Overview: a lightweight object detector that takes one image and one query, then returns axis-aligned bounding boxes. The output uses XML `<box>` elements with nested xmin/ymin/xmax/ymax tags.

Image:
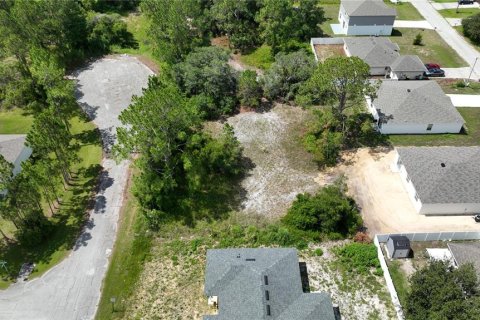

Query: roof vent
<box><xmin>245</xmin><ymin>258</ymin><xmax>256</xmax><ymax>262</ymax></box>
<box><xmin>236</xmin><ymin>254</ymin><xmax>241</xmax><ymax>259</ymax></box>
<box><xmin>441</xmin><ymin>163</ymin><xmax>446</xmax><ymax>168</ymax></box>
<box><xmin>407</xmin><ymin>89</ymin><xmax>411</xmax><ymax>93</ymax></box>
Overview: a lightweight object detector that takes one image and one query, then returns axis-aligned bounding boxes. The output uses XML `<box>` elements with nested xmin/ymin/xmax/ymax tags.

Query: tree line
<box><xmin>0</xmin><ymin>0</ymin><xmax>137</xmax><ymax>245</ymax></box>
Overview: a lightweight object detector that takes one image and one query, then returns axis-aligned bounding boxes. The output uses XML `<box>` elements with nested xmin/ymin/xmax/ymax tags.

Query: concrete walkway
<box><xmin>0</xmin><ymin>55</ymin><xmax>153</xmax><ymax>320</ymax></box>
<box><xmin>409</xmin><ymin>0</ymin><xmax>480</xmax><ymax>80</ymax></box>
<box><xmin>432</xmin><ymin>2</ymin><xmax>479</xmax><ymax>10</ymax></box>
<box><xmin>448</xmin><ymin>94</ymin><xmax>480</xmax><ymax>107</ymax></box>
<box><xmin>394</xmin><ymin>20</ymin><xmax>433</xmax><ymax>29</ymax></box>
<box><xmin>446</xmin><ymin>18</ymin><xmax>463</xmax><ymax>27</ymax></box>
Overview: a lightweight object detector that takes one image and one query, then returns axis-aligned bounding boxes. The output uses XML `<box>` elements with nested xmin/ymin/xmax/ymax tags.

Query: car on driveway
<box><xmin>458</xmin><ymin>0</ymin><xmax>474</xmax><ymax>5</ymax></box>
<box><xmin>425</xmin><ymin>63</ymin><xmax>440</xmax><ymax>70</ymax></box>
<box><xmin>475</xmin><ymin>214</ymin><xmax>480</xmax><ymax>223</ymax></box>
<box><xmin>425</xmin><ymin>68</ymin><xmax>445</xmax><ymax>77</ymax></box>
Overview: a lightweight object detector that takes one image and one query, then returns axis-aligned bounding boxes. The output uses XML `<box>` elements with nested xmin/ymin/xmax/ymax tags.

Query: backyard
<box><xmin>390</xmin><ymin>28</ymin><xmax>467</xmax><ymax>67</ymax></box>
<box><xmin>0</xmin><ymin>111</ymin><xmax>102</xmax><ymax>289</ymax></box>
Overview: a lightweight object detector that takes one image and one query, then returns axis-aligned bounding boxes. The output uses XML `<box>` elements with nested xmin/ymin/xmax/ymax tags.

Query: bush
<box><xmin>238</xmin><ymin>70</ymin><xmax>263</xmax><ymax>108</ymax></box>
<box><xmin>87</xmin><ymin>13</ymin><xmax>137</xmax><ymax>55</ymax></box>
<box><xmin>353</xmin><ymin>231</ymin><xmax>371</xmax><ymax>243</ymax></box>
<box><xmin>463</xmin><ymin>13</ymin><xmax>480</xmax><ymax>44</ymax></box>
<box><xmin>282</xmin><ymin>179</ymin><xmax>362</xmax><ymax>238</ymax></box>
<box><xmin>314</xmin><ymin>248</ymin><xmax>324</xmax><ymax>256</ymax></box>
<box><xmin>455</xmin><ymin>80</ymin><xmax>467</xmax><ymax>88</ymax></box>
<box><xmin>334</xmin><ymin>242</ymin><xmax>380</xmax><ymax>275</ymax></box>
<box><xmin>413</xmin><ymin>33</ymin><xmax>423</xmax><ymax>46</ymax></box>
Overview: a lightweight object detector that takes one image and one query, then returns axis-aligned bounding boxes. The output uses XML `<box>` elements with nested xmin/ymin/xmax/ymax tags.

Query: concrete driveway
<box><xmin>448</xmin><ymin>93</ymin><xmax>480</xmax><ymax>106</ymax></box>
<box><xmin>0</xmin><ymin>55</ymin><xmax>153</xmax><ymax>320</ymax></box>
<box><xmin>394</xmin><ymin>20</ymin><xmax>433</xmax><ymax>29</ymax></box>
<box><xmin>409</xmin><ymin>0</ymin><xmax>480</xmax><ymax>79</ymax></box>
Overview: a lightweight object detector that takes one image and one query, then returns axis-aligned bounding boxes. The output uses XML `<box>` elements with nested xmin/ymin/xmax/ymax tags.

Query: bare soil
<box><xmin>313</xmin><ymin>44</ymin><xmax>346</xmax><ymax>62</ymax></box>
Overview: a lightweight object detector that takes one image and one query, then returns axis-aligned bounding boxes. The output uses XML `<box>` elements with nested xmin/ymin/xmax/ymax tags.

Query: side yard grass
<box><xmin>0</xmin><ymin>113</ymin><xmax>102</xmax><ymax>289</ymax></box>
<box><xmin>0</xmin><ymin>108</ymin><xmax>34</xmax><ymax>134</ymax></box>
<box><xmin>320</xmin><ymin>3</ymin><xmax>341</xmax><ymax>37</ymax></box>
<box><xmin>438</xmin><ymin>8</ymin><xmax>479</xmax><ymax>19</ymax></box>
<box><xmin>390</xmin><ymin>28</ymin><xmax>467</xmax><ymax>67</ymax></box>
<box><xmin>384</xmin><ymin>1</ymin><xmax>424</xmax><ymax>20</ymax></box>
<box><xmin>437</xmin><ymin>79</ymin><xmax>480</xmax><ymax>94</ymax></box>
<box><xmin>389</xmin><ymin>107</ymin><xmax>480</xmax><ymax>146</ymax></box>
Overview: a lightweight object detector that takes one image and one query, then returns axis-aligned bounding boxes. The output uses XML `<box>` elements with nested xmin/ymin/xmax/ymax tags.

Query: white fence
<box><xmin>374</xmin><ymin>231</ymin><xmax>480</xmax><ymax>320</ymax></box>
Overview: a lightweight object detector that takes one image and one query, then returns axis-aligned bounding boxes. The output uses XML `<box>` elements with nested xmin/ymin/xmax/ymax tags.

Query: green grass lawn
<box><xmin>0</xmin><ymin>108</ymin><xmax>34</xmax><ymax>134</ymax></box>
<box><xmin>384</xmin><ymin>1</ymin><xmax>424</xmax><ymax>20</ymax></box>
<box><xmin>389</xmin><ymin>108</ymin><xmax>480</xmax><ymax>146</ymax></box>
<box><xmin>239</xmin><ymin>45</ymin><xmax>275</xmax><ymax>70</ymax></box>
<box><xmin>437</xmin><ymin>79</ymin><xmax>480</xmax><ymax>94</ymax></box>
<box><xmin>390</xmin><ymin>28</ymin><xmax>467</xmax><ymax>67</ymax></box>
<box><xmin>0</xmin><ymin>114</ymin><xmax>102</xmax><ymax>289</ymax></box>
<box><xmin>438</xmin><ymin>8</ymin><xmax>479</xmax><ymax>19</ymax></box>
<box><xmin>388</xmin><ymin>261</ymin><xmax>410</xmax><ymax>306</ymax></box>
<box><xmin>320</xmin><ymin>3</ymin><xmax>341</xmax><ymax>37</ymax></box>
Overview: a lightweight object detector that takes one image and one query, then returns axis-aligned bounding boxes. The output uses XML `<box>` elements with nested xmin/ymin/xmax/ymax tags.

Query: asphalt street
<box><xmin>0</xmin><ymin>55</ymin><xmax>153</xmax><ymax>320</ymax></box>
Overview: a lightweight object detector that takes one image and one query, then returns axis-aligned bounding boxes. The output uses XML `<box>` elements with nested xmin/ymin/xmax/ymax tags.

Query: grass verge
<box><xmin>0</xmin><ymin>108</ymin><xmax>34</xmax><ymax>134</ymax></box>
<box><xmin>95</xmin><ymin>170</ymin><xmax>152</xmax><ymax>320</ymax></box>
<box><xmin>388</xmin><ymin>260</ymin><xmax>410</xmax><ymax>306</ymax></box>
<box><xmin>389</xmin><ymin>107</ymin><xmax>480</xmax><ymax>146</ymax></box>
<box><xmin>239</xmin><ymin>45</ymin><xmax>274</xmax><ymax>70</ymax></box>
<box><xmin>437</xmin><ymin>79</ymin><xmax>480</xmax><ymax>94</ymax></box>
<box><xmin>384</xmin><ymin>1</ymin><xmax>424</xmax><ymax>20</ymax></box>
<box><xmin>390</xmin><ymin>28</ymin><xmax>467</xmax><ymax>67</ymax></box>
<box><xmin>438</xmin><ymin>8</ymin><xmax>479</xmax><ymax>19</ymax></box>
<box><xmin>0</xmin><ymin>114</ymin><xmax>102</xmax><ymax>289</ymax></box>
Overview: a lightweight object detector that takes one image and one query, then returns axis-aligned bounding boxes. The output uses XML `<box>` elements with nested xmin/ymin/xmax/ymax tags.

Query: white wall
<box><xmin>379</xmin><ymin>122</ymin><xmax>463</xmax><ymax>134</ymax></box>
<box><xmin>420</xmin><ymin>203</ymin><xmax>480</xmax><ymax>215</ymax></box>
<box><xmin>12</xmin><ymin>146</ymin><xmax>32</xmax><ymax>176</ymax></box>
<box><xmin>395</xmin><ymin>152</ymin><xmax>423</xmax><ymax>213</ymax></box>
<box><xmin>390</xmin><ymin>71</ymin><xmax>424</xmax><ymax>80</ymax></box>
<box><xmin>345</xmin><ymin>25</ymin><xmax>393</xmax><ymax>36</ymax></box>
<box><xmin>339</xmin><ymin>4</ymin><xmax>348</xmax><ymax>34</ymax></box>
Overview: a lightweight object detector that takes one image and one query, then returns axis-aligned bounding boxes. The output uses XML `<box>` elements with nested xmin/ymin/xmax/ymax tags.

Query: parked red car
<box><xmin>425</xmin><ymin>63</ymin><xmax>441</xmax><ymax>70</ymax></box>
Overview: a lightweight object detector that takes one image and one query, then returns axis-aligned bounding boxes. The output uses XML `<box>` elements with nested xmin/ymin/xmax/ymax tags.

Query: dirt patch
<box><xmin>226</xmin><ymin>104</ymin><xmax>319</xmax><ymax>217</ymax></box>
<box><xmin>303</xmin><ymin>242</ymin><xmax>396</xmax><ymax>320</ymax></box>
<box><xmin>317</xmin><ymin>148</ymin><xmax>480</xmax><ymax>236</ymax></box>
<box><xmin>313</xmin><ymin>44</ymin><xmax>345</xmax><ymax>62</ymax></box>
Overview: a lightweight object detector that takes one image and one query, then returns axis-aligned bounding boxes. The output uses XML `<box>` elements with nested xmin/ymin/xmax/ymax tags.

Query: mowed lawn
<box><xmin>320</xmin><ymin>2</ymin><xmax>341</xmax><ymax>37</ymax></box>
<box><xmin>389</xmin><ymin>108</ymin><xmax>480</xmax><ymax>146</ymax></box>
<box><xmin>390</xmin><ymin>28</ymin><xmax>467</xmax><ymax>67</ymax></box>
<box><xmin>439</xmin><ymin>8</ymin><xmax>479</xmax><ymax>19</ymax></box>
<box><xmin>384</xmin><ymin>1</ymin><xmax>424</xmax><ymax>20</ymax></box>
<box><xmin>0</xmin><ymin>111</ymin><xmax>102</xmax><ymax>289</ymax></box>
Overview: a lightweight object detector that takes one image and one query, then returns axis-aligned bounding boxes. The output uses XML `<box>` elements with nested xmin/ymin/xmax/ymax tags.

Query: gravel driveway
<box><xmin>0</xmin><ymin>55</ymin><xmax>153</xmax><ymax>320</ymax></box>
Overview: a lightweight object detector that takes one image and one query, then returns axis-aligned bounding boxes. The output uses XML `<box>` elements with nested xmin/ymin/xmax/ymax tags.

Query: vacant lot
<box><xmin>391</xmin><ymin>28</ymin><xmax>467</xmax><ymax>67</ymax></box>
<box><xmin>316</xmin><ymin>149</ymin><xmax>480</xmax><ymax>236</ymax></box>
<box><xmin>389</xmin><ymin>108</ymin><xmax>480</xmax><ymax>146</ymax></box>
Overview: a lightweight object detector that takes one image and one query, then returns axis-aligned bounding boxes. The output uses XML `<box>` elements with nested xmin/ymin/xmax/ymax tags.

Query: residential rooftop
<box><xmin>204</xmin><ymin>248</ymin><xmax>335</xmax><ymax>320</ymax></box>
<box><xmin>341</xmin><ymin>0</ymin><xmax>396</xmax><ymax>17</ymax></box>
<box><xmin>374</xmin><ymin>80</ymin><xmax>465</xmax><ymax>125</ymax></box>
<box><xmin>344</xmin><ymin>37</ymin><xmax>399</xmax><ymax>68</ymax></box>
<box><xmin>448</xmin><ymin>242</ymin><xmax>480</xmax><ymax>278</ymax></box>
<box><xmin>0</xmin><ymin>134</ymin><xmax>28</xmax><ymax>164</ymax></box>
<box><xmin>397</xmin><ymin>147</ymin><xmax>480</xmax><ymax>204</ymax></box>
<box><xmin>389</xmin><ymin>55</ymin><xmax>427</xmax><ymax>72</ymax></box>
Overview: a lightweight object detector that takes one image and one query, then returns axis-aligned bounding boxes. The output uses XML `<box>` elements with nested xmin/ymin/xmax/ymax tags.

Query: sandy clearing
<box><xmin>317</xmin><ymin>148</ymin><xmax>480</xmax><ymax>236</ymax></box>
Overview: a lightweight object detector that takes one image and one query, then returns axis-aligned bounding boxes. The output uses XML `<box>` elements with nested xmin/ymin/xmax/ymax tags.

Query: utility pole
<box><xmin>467</xmin><ymin>57</ymin><xmax>478</xmax><ymax>85</ymax></box>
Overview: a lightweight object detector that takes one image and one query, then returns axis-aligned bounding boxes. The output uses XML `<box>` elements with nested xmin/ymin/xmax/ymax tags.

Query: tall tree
<box><xmin>210</xmin><ymin>0</ymin><xmax>261</xmax><ymax>51</ymax></box>
<box><xmin>141</xmin><ymin>0</ymin><xmax>208</xmax><ymax>63</ymax></box>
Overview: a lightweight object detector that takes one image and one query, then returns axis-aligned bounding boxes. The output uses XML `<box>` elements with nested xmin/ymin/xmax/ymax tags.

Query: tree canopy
<box><xmin>463</xmin><ymin>13</ymin><xmax>480</xmax><ymax>44</ymax></box>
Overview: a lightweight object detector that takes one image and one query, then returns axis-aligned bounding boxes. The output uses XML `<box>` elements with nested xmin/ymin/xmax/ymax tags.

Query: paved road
<box><xmin>0</xmin><ymin>55</ymin><xmax>153</xmax><ymax>320</ymax></box>
<box><xmin>409</xmin><ymin>0</ymin><xmax>480</xmax><ymax>79</ymax></box>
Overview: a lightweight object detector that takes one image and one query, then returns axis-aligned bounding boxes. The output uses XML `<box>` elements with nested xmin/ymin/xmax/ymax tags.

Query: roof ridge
<box><xmin>207</xmin><ymin>264</ymin><xmax>247</xmax><ymax>293</ymax></box>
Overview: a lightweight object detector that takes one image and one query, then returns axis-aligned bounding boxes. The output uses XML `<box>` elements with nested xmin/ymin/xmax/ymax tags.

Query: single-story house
<box><xmin>203</xmin><ymin>248</ymin><xmax>336</xmax><ymax>320</ymax></box>
<box><xmin>388</xmin><ymin>55</ymin><xmax>428</xmax><ymax>80</ymax></box>
<box><xmin>394</xmin><ymin>146</ymin><xmax>480</xmax><ymax>215</ymax></box>
<box><xmin>0</xmin><ymin>134</ymin><xmax>32</xmax><ymax>176</ymax></box>
<box><xmin>386</xmin><ymin>235</ymin><xmax>411</xmax><ymax>259</ymax></box>
<box><xmin>338</xmin><ymin>0</ymin><xmax>396</xmax><ymax>36</ymax></box>
<box><xmin>343</xmin><ymin>37</ymin><xmax>400</xmax><ymax>75</ymax></box>
<box><xmin>367</xmin><ymin>81</ymin><xmax>465</xmax><ymax>134</ymax></box>
<box><xmin>447</xmin><ymin>242</ymin><xmax>480</xmax><ymax>278</ymax></box>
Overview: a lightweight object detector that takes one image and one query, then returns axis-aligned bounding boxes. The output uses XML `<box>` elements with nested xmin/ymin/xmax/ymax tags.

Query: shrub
<box><xmin>334</xmin><ymin>242</ymin><xmax>380</xmax><ymax>275</ymax></box>
<box><xmin>282</xmin><ymin>179</ymin><xmax>362</xmax><ymax>238</ymax></box>
<box><xmin>455</xmin><ymin>80</ymin><xmax>467</xmax><ymax>88</ymax></box>
<box><xmin>87</xmin><ymin>13</ymin><xmax>137</xmax><ymax>55</ymax></box>
<box><xmin>314</xmin><ymin>248</ymin><xmax>324</xmax><ymax>256</ymax></box>
<box><xmin>463</xmin><ymin>13</ymin><xmax>480</xmax><ymax>44</ymax></box>
<box><xmin>413</xmin><ymin>33</ymin><xmax>423</xmax><ymax>46</ymax></box>
<box><xmin>238</xmin><ymin>70</ymin><xmax>263</xmax><ymax>108</ymax></box>
<box><xmin>353</xmin><ymin>231</ymin><xmax>371</xmax><ymax>243</ymax></box>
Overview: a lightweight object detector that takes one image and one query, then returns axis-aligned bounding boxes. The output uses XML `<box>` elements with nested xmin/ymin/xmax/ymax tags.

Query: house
<box><xmin>367</xmin><ymin>81</ymin><xmax>465</xmax><ymax>134</ymax></box>
<box><xmin>386</xmin><ymin>235</ymin><xmax>411</xmax><ymax>259</ymax></box>
<box><xmin>338</xmin><ymin>0</ymin><xmax>396</xmax><ymax>36</ymax></box>
<box><xmin>203</xmin><ymin>248</ymin><xmax>336</xmax><ymax>320</ymax></box>
<box><xmin>447</xmin><ymin>242</ymin><xmax>480</xmax><ymax>278</ymax></box>
<box><xmin>0</xmin><ymin>135</ymin><xmax>32</xmax><ymax>176</ymax></box>
<box><xmin>388</xmin><ymin>55</ymin><xmax>428</xmax><ymax>80</ymax></box>
<box><xmin>343</xmin><ymin>37</ymin><xmax>400</xmax><ymax>75</ymax></box>
<box><xmin>394</xmin><ymin>147</ymin><xmax>480</xmax><ymax>215</ymax></box>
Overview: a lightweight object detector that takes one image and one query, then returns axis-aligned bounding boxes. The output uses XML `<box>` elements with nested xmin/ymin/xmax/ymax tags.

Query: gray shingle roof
<box><xmin>344</xmin><ymin>37</ymin><xmax>400</xmax><ymax>68</ymax></box>
<box><xmin>0</xmin><ymin>135</ymin><xmax>28</xmax><ymax>163</ymax></box>
<box><xmin>342</xmin><ymin>0</ymin><xmax>396</xmax><ymax>16</ymax></box>
<box><xmin>390</xmin><ymin>55</ymin><xmax>427</xmax><ymax>72</ymax></box>
<box><xmin>448</xmin><ymin>242</ymin><xmax>480</xmax><ymax>278</ymax></box>
<box><xmin>204</xmin><ymin>248</ymin><xmax>335</xmax><ymax>320</ymax></box>
<box><xmin>397</xmin><ymin>147</ymin><xmax>480</xmax><ymax>204</ymax></box>
<box><xmin>374</xmin><ymin>81</ymin><xmax>465</xmax><ymax>125</ymax></box>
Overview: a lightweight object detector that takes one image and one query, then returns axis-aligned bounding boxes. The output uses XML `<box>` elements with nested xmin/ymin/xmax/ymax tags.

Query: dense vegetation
<box><xmin>462</xmin><ymin>13</ymin><xmax>480</xmax><ymax>44</ymax></box>
<box><xmin>405</xmin><ymin>261</ymin><xmax>480</xmax><ymax>320</ymax></box>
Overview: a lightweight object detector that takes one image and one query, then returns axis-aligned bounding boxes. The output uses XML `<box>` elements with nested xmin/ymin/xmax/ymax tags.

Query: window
<box><xmin>265</xmin><ymin>290</ymin><xmax>270</xmax><ymax>301</ymax></box>
<box><xmin>266</xmin><ymin>305</ymin><xmax>271</xmax><ymax>316</ymax></box>
<box><xmin>427</xmin><ymin>124</ymin><xmax>433</xmax><ymax>131</ymax></box>
<box><xmin>264</xmin><ymin>275</ymin><xmax>269</xmax><ymax>285</ymax></box>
